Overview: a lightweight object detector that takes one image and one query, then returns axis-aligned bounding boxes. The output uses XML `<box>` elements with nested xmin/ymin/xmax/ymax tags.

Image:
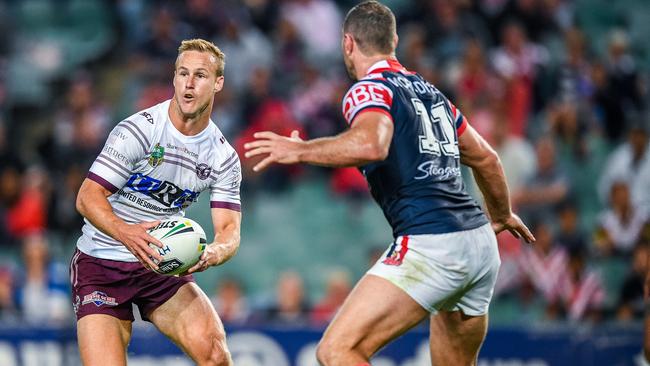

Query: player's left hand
<box><xmin>184</xmin><ymin>243</ymin><xmax>228</xmax><ymax>274</ymax></box>
<box><xmin>492</xmin><ymin>213</ymin><xmax>536</xmax><ymax>244</ymax></box>
<box><xmin>243</xmin><ymin>130</ymin><xmax>304</xmax><ymax>172</ymax></box>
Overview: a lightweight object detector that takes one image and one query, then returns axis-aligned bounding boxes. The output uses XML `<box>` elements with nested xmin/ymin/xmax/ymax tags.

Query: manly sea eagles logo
<box><xmin>149</xmin><ymin>143</ymin><xmax>165</xmax><ymax>167</ymax></box>
<box><xmin>196</xmin><ymin>163</ymin><xmax>212</xmax><ymax>180</ymax></box>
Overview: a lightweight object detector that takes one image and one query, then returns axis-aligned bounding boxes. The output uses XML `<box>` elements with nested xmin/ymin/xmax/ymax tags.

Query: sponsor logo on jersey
<box><xmin>126</xmin><ymin>173</ymin><xmax>200</xmax><ymax>208</ymax></box>
<box><xmin>103</xmin><ymin>145</ymin><xmax>130</xmax><ymax>164</ymax></box>
<box><xmin>82</xmin><ymin>291</ymin><xmax>118</xmax><ymax>307</ymax></box>
<box><xmin>165</xmin><ymin>143</ymin><xmax>199</xmax><ymax>158</ymax></box>
<box><xmin>149</xmin><ymin>143</ymin><xmax>165</xmax><ymax>167</ymax></box>
<box><xmin>196</xmin><ymin>163</ymin><xmax>212</xmax><ymax>180</ymax></box>
<box><xmin>414</xmin><ymin>161</ymin><xmax>461</xmax><ymax>180</ymax></box>
<box><xmin>140</xmin><ymin>111</ymin><xmax>154</xmax><ymax>124</ymax></box>
<box><xmin>342</xmin><ymin>82</ymin><xmax>393</xmax><ymax>122</ymax></box>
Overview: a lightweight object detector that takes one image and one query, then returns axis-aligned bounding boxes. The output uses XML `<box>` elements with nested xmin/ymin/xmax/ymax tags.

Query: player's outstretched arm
<box><xmin>187</xmin><ymin>207</ymin><xmax>241</xmax><ymax>274</ymax></box>
<box><xmin>76</xmin><ymin>178</ymin><xmax>164</xmax><ymax>269</ymax></box>
<box><xmin>458</xmin><ymin>124</ymin><xmax>535</xmax><ymax>243</ymax></box>
<box><xmin>244</xmin><ymin>111</ymin><xmax>393</xmax><ymax>171</ymax></box>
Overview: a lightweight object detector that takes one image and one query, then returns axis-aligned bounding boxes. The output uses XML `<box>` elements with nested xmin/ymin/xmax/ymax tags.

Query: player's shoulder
<box><xmin>207</xmin><ymin>122</ymin><xmax>239</xmax><ymax>162</ymax></box>
<box><xmin>119</xmin><ymin>100</ymin><xmax>169</xmax><ymax>132</ymax></box>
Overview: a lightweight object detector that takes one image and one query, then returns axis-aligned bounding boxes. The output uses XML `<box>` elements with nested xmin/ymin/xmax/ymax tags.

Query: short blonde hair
<box><xmin>177</xmin><ymin>38</ymin><xmax>225</xmax><ymax>77</ymax></box>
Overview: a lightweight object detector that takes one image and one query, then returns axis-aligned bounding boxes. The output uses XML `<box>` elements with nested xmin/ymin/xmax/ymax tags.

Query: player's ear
<box><xmin>213</xmin><ymin>75</ymin><xmax>225</xmax><ymax>94</ymax></box>
<box><xmin>393</xmin><ymin>33</ymin><xmax>399</xmax><ymax>50</ymax></box>
<box><xmin>343</xmin><ymin>33</ymin><xmax>354</xmax><ymax>55</ymax></box>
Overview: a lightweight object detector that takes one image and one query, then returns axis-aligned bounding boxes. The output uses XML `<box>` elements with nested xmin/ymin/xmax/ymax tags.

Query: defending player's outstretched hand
<box><xmin>243</xmin><ymin>130</ymin><xmax>304</xmax><ymax>172</ymax></box>
<box><xmin>491</xmin><ymin>214</ymin><xmax>536</xmax><ymax>244</ymax></box>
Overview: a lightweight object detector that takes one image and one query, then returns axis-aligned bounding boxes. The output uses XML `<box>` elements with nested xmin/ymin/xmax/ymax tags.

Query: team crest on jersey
<box><xmin>196</xmin><ymin>163</ymin><xmax>212</xmax><ymax>180</ymax></box>
<box><xmin>82</xmin><ymin>291</ymin><xmax>118</xmax><ymax>307</ymax></box>
<box><xmin>149</xmin><ymin>143</ymin><xmax>165</xmax><ymax>167</ymax></box>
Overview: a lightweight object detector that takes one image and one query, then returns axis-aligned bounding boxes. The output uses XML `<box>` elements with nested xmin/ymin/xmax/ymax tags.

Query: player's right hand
<box><xmin>115</xmin><ymin>221</ymin><xmax>165</xmax><ymax>271</ymax></box>
<box><xmin>491</xmin><ymin>214</ymin><xmax>536</xmax><ymax>244</ymax></box>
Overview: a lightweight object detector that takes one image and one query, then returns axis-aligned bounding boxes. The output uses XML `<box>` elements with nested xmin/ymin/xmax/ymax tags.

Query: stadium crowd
<box><xmin>0</xmin><ymin>0</ymin><xmax>648</xmax><ymax>328</ymax></box>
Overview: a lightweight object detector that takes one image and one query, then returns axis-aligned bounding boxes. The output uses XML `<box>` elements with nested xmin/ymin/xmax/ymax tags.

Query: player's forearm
<box><xmin>300</xmin><ymin>130</ymin><xmax>387</xmax><ymax>167</ymax></box>
<box><xmin>212</xmin><ymin>224</ymin><xmax>240</xmax><ymax>263</ymax></box>
<box><xmin>76</xmin><ymin>188</ymin><xmax>128</xmax><ymax>241</ymax></box>
<box><xmin>471</xmin><ymin>156</ymin><xmax>513</xmax><ymax>223</ymax></box>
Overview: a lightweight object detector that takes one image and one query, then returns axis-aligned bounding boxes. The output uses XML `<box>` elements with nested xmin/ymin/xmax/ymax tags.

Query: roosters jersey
<box><xmin>77</xmin><ymin>100</ymin><xmax>241</xmax><ymax>261</ymax></box>
<box><xmin>342</xmin><ymin>59</ymin><xmax>488</xmax><ymax>237</ymax></box>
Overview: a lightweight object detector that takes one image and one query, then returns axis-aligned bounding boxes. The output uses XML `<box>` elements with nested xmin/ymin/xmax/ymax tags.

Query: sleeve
<box><xmin>445</xmin><ymin>99</ymin><xmax>469</xmax><ymax>137</ymax></box>
<box><xmin>210</xmin><ymin>149</ymin><xmax>242</xmax><ymax>212</ymax></box>
<box><xmin>87</xmin><ymin>119</ymin><xmax>150</xmax><ymax>193</ymax></box>
<box><xmin>341</xmin><ymin>81</ymin><xmax>394</xmax><ymax>125</ymax></box>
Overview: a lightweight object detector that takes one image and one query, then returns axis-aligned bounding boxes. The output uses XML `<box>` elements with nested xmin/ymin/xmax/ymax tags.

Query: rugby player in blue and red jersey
<box><xmin>245</xmin><ymin>1</ymin><xmax>535</xmax><ymax>365</ymax></box>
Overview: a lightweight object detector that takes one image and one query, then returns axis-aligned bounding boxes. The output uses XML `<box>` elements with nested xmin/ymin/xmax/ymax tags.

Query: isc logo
<box><xmin>342</xmin><ymin>82</ymin><xmax>392</xmax><ymax>122</ymax></box>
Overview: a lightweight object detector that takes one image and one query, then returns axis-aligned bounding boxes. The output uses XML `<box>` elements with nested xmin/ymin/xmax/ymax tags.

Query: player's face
<box><xmin>173</xmin><ymin>50</ymin><xmax>224</xmax><ymax>120</ymax></box>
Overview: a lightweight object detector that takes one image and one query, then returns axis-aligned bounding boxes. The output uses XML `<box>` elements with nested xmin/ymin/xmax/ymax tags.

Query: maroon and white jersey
<box><xmin>77</xmin><ymin>100</ymin><xmax>241</xmax><ymax>261</ymax></box>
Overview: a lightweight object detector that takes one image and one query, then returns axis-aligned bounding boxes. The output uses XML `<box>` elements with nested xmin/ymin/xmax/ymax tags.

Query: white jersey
<box><xmin>77</xmin><ymin>100</ymin><xmax>242</xmax><ymax>261</ymax></box>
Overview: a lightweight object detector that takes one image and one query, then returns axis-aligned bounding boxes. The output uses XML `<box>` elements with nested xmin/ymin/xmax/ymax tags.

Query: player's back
<box><xmin>342</xmin><ymin>59</ymin><xmax>488</xmax><ymax>237</ymax></box>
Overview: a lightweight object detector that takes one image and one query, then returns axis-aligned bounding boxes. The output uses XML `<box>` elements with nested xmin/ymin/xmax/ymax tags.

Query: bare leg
<box><xmin>150</xmin><ymin>282</ymin><xmax>231</xmax><ymax>366</ymax></box>
<box><xmin>429</xmin><ymin>311</ymin><xmax>488</xmax><ymax>366</ymax></box>
<box><xmin>316</xmin><ymin>274</ymin><xmax>429</xmax><ymax>366</ymax></box>
<box><xmin>77</xmin><ymin>314</ymin><xmax>132</xmax><ymax>366</ymax></box>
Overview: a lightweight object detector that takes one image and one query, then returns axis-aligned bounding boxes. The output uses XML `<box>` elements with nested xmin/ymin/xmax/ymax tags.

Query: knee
<box><xmin>196</xmin><ymin>332</ymin><xmax>232</xmax><ymax>366</ymax></box>
<box><xmin>316</xmin><ymin>336</ymin><xmax>351</xmax><ymax>366</ymax></box>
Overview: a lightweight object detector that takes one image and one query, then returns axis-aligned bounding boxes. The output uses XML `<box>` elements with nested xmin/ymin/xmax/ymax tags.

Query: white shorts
<box><xmin>367</xmin><ymin>223</ymin><xmax>500</xmax><ymax>316</ymax></box>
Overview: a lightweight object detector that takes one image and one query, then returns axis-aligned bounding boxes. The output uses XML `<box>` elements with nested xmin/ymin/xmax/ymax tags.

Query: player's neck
<box><xmin>356</xmin><ymin>53</ymin><xmax>396</xmax><ymax>79</ymax></box>
<box><xmin>168</xmin><ymin>98</ymin><xmax>211</xmax><ymax>136</ymax></box>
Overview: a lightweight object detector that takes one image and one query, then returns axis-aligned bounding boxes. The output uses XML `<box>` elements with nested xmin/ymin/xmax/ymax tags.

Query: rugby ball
<box><xmin>148</xmin><ymin>218</ymin><xmax>208</xmax><ymax>275</ymax></box>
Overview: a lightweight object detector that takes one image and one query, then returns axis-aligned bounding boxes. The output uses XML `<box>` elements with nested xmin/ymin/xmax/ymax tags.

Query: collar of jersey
<box><xmin>164</xmin><ymin>100</ymin><xmax>214</xmax><ymax>143</ymax></box>
<box><xmin>366</xmin><ymin>58</ymin><xmax>408</xmax><ymax>74</ymax></box>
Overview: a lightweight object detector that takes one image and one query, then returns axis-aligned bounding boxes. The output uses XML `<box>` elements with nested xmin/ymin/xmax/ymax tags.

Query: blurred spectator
<box><xmin>211</xmin><ymin>277</ymin><xmax>250</xmax><ymax>325</ymax></box>
<box><xmin>555</xmin><ymin>200</ymin><xmax>588</xmax><ymax>254</ymax></box>
<box><xmin>601</xmin><ymin>29</ymin><xmax>645</xmax><ymax>142</ymax></box>
<box><xmin>616</xmin><ymin>243</ymin><xmax>648</xmax><ymax>321</ymax></box>
<box><xmin>491</xmin><ymin>21</ymin><xmax>548</xmax><ymax>136</ymax></box>
<box><xmin>16</xmin><ymin>235</ymin><xmax>71</xmax><ymax>326</ymax></box>
<box><xmin>311</xmin><ymin>269</ymin><xmax>352</xmax><ymax>325</ymax></box>
<box><xmin>5</xmin><ymin>167</ymin><xmax>47</xmax><ymax>240</ymax></box>
<box><xmin>517</xmin><ymin>221</ymin><xmax>568</xmax><ymax>318</ymax></box>
<box><xmin>558</xmin><ymin>248</ymin><xmax>605</xmax><ymax>322</ymax></box>
<box><xmin>236</xmin><ymin>100</ymin><xmax>305</xmax><ymax>193</ymax></box>
<box><xmin>251</xmin><ymin>270</ymin><xmax>310</xmax><ymax>326</ymax></box>
<box><xmin>47</xmin><ymin>164</ymin><xmax>85</xmax><ymax>241</ymax></box>
<box><xmin>281</xmin><ymin>0</ymin><xmax>342</xmax><ymax>63</ymax></box>
<box><xmin>599</xmin><ymin>120</ymin><xmax>650</xmax><ymax>212</ymax></box>
<box><xmin>140</xmin><ymin>6</ymin><xmax>186</xmax><ymax>61</ymax></box>
<box><xmin>512</xmin><ymin>137</ymin><xmax>569</xmax><ymax>224</ymax></box>
<box><xmin>594</xmin><ymin>181</ymin><xmax>649</xmax><ymax>257</ymax></box>
<box><xmin>49</xmin><ymin>75</ymin><xmax>111</xmax><ymax>170</ymax></box>
<box><xmin>0</xmin><ymin>267</ymin><xmax>18</xmax><ymax>323</ymax></box>
<box><xmin>179</xmin><ymin>0</ymin><xmax>221</xmax><ymax>39</ymax></box>
<box><xmin>214</xmin><ymin>15</ymin><xmax>273</xmax><ymax>93</ymax></box>
<box><xmin>490</xmin><ymin>116</ymin><xmax>536</xmax><ymax>196</ymax></box>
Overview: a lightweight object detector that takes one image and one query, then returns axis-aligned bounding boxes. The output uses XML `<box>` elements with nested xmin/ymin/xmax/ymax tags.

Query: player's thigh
<box><xmin>319</xmin><ymin>274</ymin><xmax>429</xmax><ymax>358</ymax></box>
<box><xmin>77</xmin><ymin>314</ymin><xmax>132</xmax><ymax>366</ymax></box>
<box><xmin>429</xmin><ymin>311</ymin><xmax>487</xmax><ymax>366</ymax></box>
<box><xmin>149</xmin><ymin>282</ymin><xmax>228</xmax><ymax>359</ymax></box>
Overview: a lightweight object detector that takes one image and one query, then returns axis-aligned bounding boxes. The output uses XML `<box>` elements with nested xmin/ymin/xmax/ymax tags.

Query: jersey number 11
<box><xmin>412</xmin><ymin>99</ymin><xmax>459</xmax><ymax>158</ymax></box>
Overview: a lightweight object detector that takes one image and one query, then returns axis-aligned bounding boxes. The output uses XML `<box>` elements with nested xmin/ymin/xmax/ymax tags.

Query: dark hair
<box><xmin>343</xmin><ymin>1</ymin><xmax>396</xmax><ymax>55</ymax></box>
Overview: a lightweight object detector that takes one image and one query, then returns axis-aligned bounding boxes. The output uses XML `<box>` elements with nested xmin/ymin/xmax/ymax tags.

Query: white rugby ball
<box><xmin>148</xmin><ymin>218</ymin><xmax>207</xmax><ymax>275</ymax></box>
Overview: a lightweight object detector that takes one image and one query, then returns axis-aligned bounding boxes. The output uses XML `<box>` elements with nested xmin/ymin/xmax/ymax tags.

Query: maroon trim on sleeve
<box><xmin>210</xmin><ymin>201</ymin><xmax>241</xmax><ymax>212</ymax></box>
<box><xmin>87</xmin><ymin>172</ymin><xmax>119</xmax><ymax>194</ymax></box>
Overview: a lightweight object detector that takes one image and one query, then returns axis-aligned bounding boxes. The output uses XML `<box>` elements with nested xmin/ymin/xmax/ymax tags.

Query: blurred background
<box><xmin>0</xmin><ymin>0</ymin><xmax>647</xmax><ymax>365</ymax></box>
